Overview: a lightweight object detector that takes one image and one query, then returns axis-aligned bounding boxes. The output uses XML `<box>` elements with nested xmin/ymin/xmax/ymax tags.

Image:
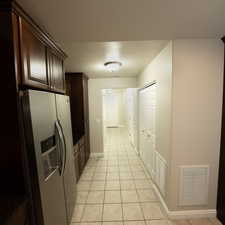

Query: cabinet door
<box><xmin>48</xmin><ymin>50</ymin><xmax>65</xmax><ymax>93</ymax></box>
<box><xmin>19</xmin><ymin>18</ymin><xmax>49</xmax><ymax>89</ymax></box>
<box><xmin>74</xmin><ymin>151</ymin><xmax>80</xmax><ymax>182</ymax></box>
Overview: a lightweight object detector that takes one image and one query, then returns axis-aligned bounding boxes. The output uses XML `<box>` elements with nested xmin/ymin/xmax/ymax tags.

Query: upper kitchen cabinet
<box><xmin>16</xmin><ymin>3</ymin><xmax>67</xmax><ymax>92</ymax></box>
<box><xmin>19</xmin><ymin>18</ymin><xmax>49</xmax><ymax>89</ymax></box>
<box><xmin>48</xmin><ymin>49</ymin><xmax>65</xmax><ymax>93</ymax></box>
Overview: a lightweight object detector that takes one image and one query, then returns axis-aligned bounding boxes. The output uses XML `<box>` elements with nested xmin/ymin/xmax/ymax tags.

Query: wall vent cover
<box><xmin>179</xmin><ymin>165</ymin><xmax>209</xmax><ymax>206</ymax></box>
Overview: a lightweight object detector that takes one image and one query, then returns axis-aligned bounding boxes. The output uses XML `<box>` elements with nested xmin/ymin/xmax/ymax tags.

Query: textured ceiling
<box><xmin>62</xmin><ymin>41</ymin><xmax>168</xmax><ymax>78</ymax></box>
<box><xmin>17</xmin><ymin>0</ymin><xmax>225</xmax><ymax>43</ymax></box>
<box><xmin>16</xmin><ymin>0</ymin><xmax>225</xmax><ymax>77</ymax></box>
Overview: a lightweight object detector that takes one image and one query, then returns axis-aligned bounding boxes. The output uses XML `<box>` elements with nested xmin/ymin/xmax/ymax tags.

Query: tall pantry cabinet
<box><xmin>65</xmin><ymin>73</ymin><xmax>90</xmax><ymax>181</ymax></box>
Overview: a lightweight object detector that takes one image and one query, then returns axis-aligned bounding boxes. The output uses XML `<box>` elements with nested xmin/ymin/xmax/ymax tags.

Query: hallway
<box><xmin>72</xmin><ymin>128</ymin><xmax>220</xmax><ymax>225</ymax></box>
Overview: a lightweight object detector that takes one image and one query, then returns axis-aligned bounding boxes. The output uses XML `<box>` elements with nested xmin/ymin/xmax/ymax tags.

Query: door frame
<box><xmin>137</xmin><ymin>81</ymin><xmax>156</xmax><ymax>156</ymax></box>
<box><xmin>217</xmin><ymin>37</ymin><xmax>225</xmax><ymax>223</ymax></box>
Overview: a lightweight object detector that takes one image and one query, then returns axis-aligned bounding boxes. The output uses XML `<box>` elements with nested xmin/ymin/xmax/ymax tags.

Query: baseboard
<box><xmin>90</xmin><ymin>153</ymin><xmax>104</xmax><ymax>158</ymax></box>
<box><xmin>152</xmin><ymin>183</ymin><xmax>216</xmax><ymax>219</ymax></box>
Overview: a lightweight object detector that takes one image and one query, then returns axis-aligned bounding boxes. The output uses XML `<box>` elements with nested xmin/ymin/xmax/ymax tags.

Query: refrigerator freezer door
<box><xmin>26</xmin><ymin>90</ymin><xmax>68</xmax><ymax>225</ymax></box>
<box><xmin>55</xmin><ymin>94</ymin><xmax>77</xmax><ymax>224</ymax></box>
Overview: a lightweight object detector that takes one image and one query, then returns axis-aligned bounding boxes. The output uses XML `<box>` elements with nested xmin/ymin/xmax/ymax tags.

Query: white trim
<box><xmin>90</xmin><ymin>153</ymin><xmax>104</xmax><ymax>158</ymax></box>
<box><xmin>152</xmin><ymin>183</ymin><xmax>216</xmax><ymax>219</ymax></box>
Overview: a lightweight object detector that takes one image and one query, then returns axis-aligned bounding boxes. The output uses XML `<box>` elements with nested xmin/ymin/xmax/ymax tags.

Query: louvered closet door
<box><xmin>139</xmin><ymin>84</ymin><xmax>156</xmax><ymax>177</ymax></box>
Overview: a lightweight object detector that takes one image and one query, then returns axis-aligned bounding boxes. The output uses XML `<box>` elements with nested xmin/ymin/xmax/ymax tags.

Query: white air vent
<box><xmin>179</xmin><ymin>165</ymin><xmax>209</xmax><ymax>206</ymax></box>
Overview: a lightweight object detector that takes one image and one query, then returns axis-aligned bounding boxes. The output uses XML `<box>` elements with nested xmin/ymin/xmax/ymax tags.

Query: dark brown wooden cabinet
<box><xmin>65</xmin><ymin>73</ymin><xmax>90</xmax><ymax>180</ymax></box>
<box><xmin>19</xmin><ymin>17</ymin><xmax>49</xmax><ymax>90</ymax></box>
<box><xmin>18</xmin><ymin>8</ymin><xmax>67</xmax><ymax>93</ymax></box>
<box><xmin>47</xmin><ymin>49</ymin><xmax>65</xmax><ymax>93</ymax></box>
<box><xmin>73</xmin><ymin>146</ymin><xmax>80</xmax><ymax>181</ymax></box>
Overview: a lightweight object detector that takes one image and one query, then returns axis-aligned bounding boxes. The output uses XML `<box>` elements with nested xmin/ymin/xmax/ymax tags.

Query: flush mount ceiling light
<box><xmin>104</xmin><ymin>61</ymin><xmax>122</xmax><ymax>72</ymax></box>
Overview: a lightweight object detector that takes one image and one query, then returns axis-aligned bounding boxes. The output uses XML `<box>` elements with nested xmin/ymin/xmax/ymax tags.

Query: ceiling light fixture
<box><xmin>104</xmin><ymin>61</ymin><xmax>122</xmax><ymax>72</ymax></box>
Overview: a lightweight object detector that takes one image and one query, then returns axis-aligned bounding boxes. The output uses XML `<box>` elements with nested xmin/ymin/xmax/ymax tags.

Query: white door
<box><xmin>138</xmin><ymin>84</ymin><xmax>156</xmax><ymax>177</ymax></box>
<box><xmin>103</xmin><ymin>91</ymin><xmax>120</xmax><ymax>127</ymax></box>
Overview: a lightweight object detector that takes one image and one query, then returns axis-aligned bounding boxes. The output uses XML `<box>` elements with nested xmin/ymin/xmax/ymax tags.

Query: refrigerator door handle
<box><xmin>55</xmin><ymin>120</ymin><xmax>65</xmax><ymax>175</ymax></box>
<box><xmin>58</xmin><ymin>119</ymin><xmax>67</xmax><ymax>175</ymax></box>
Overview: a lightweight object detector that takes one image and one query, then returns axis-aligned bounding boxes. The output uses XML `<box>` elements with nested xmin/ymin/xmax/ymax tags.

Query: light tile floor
<box><xmin>72</xmin><ymin>128</ymin><xmax>222</xmax><ymax>225</ymax></box>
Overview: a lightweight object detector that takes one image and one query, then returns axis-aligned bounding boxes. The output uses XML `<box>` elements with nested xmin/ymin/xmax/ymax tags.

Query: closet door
<box><xmin>138</xmin><ymin>89</ymin><xmax>146</xmax><ymax>160</ymax></box>
<box><xmin>138</xmin><ymin>84</ymin><xmax>156</xmax><ymax>176</ymax></box>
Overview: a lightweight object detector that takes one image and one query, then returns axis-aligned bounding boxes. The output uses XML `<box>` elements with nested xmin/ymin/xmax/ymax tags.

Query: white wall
<box><xmin>138</xmin><ymin>41</ymin><xmax>173</xmax><ymax>205</ymax></box>
<box><xmin>88</xmin><ymin>77</ymin><xmax>137</xmax><ymax>154</ymax></box>
<box><xmin>169</xmin><ymin>39</ymin><xmax>224</xmax><ymax>211</ymax></box>
<box><xmin>137</xmin><ymin>39</ymin><xmax>224</xmax><ymax>213</ymax></box>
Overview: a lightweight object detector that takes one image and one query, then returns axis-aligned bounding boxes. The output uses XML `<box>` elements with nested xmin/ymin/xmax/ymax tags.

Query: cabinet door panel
<box><xmin>48</xmin><ymin>50</ymin><xmax>65</xmax><ymax>93</ymax></box>
<box><xmin>19</xmin><ymin>18</ymin><xmax>49</xmax><ymax>89</ymax></box>
<box><xmin>74</xmin><ymin>152</ymin><xmax>80</xmax><ymax>182</ymax></box>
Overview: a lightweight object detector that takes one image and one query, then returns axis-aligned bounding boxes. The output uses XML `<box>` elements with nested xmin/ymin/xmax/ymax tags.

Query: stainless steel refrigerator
<box><xmin>22</xmin><ymin>90</ymin><xmax>76</xmax><ymax>225</ymax></box>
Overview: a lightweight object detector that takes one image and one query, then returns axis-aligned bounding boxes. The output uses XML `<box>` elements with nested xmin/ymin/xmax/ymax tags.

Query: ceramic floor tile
<box><xmin>119</xmin><ymin>168</ymin><xmax>131</xmax><ymax>173</ymax></box>
<box><xmin>121</xmin><ymin>190</ymin><xmax>139</xmax><ymax>203</ymax></box>
<box><xmin>97</xmin><ymin>161</ymin><xmax>108</xmax><ymax>166</ymax></box>
<box><xmin>107</xmin><ymin>172</ymin><xmax>120</xmax><ymax>180</ymax></box>
<box><xmin>108</xmin><ymin>167</ymin><xmax>120</xmax><ymax>172</ymax></box>
<box><xmin>86</xmin><ymin>191</ymin><xmax>105</xmax><ymax>204</ymax></box>
<box><xmin>80</xmin><ymin>173</ymin><xmax>94</xmax><ymax>181</ymax></box>
<box><xmin>95</xmin><ymin>167</ymin><xmax>107</xmax><ymax>173</ymax></box>
<box><xmin>80</xmin><ymin>223</ymin><xmax>101</xmax><ymax>225</ymax></box>
<box><xmin>83</xmin><ymin>168</ymin><xmax>96</xmax><ymax>174</ymax></box>
<box><xmin>103</xmin><ymin>204</ymin><xmax>123</xmax><ymax>221</ymax></box>
<box><xmin>77</xmin><ymin>181</ymin><xmax>91</xmax><ymax>191</ymax></box>
<box><xmin>120</xmin><ymin>180</ymin><xmax>136</xmax><ymax>190</ymax></box>
<box><xmin>123</xmin><ymin>203</ymin><xmax>144</xmax><ymax>221</ymax></box>
<box><xmin>119</xmin><ymin>172</ymin><xmax>133</xmax><ymax>180</ymax></box>
<box><xmin>108</xmin><ymin>162</ymin><xmax>119</xmax><ymax>166</ymax></box>
<box><xmin>93</xmin><ymin>173</ymin><xmax>106</xmax><ymax>181</ymax></box>
<box><xmin>104</xmin><ymin>190</ymin><xmax>122</xmax><ymax>203</ymax></box>
<box><xmin>169</xmin><ymin>220</ymin><xmax>190</xmax><ymax>225</ymax></box>
<box><xmin>102</xmin><ymin>222</ymin><xmax>123</xmax><ymax>225</ymax></box>
<box><xmin>105</xmin><ymin>181</ymin><xmax>120</xmax><ymax>190</ymax></box>
<box><xmin>132</xmin><ymin>172</ymin><xmax>147</xmax><ymax>179</ymax></box>
<box><xmin>146</xmin><ymin>220</ymin><xmax>170</xmax><ymax>225</ymax></box>
<box><xmin>81</xmin><ymin>204</ymin><xmax>103</xmax><ymax>222</ymax></box>
<box><xmin>141</xmin><ymin>203</ymin><xmax>164</xmax><ymax>220</ymax></box>
<box><xmin>71</xmin><ymin>204</ymin><xmax>85</xmax><ymax>222</ymax></box>
<box><xmin>210</xmin><ymin>218</ymin><xmax>223</xmax><ymax>225</ymax></box>
<box><xmin>131</xmin><ymin>168</ymin><xmax>145</xmax><ymax>172</ymax></box>
<box><xmin>135</xmin><ymin>180</ymin><xmax>152</xmax><ymax>189</ymax></box>
<box><xmin>189</xmin><ymin>218</ymin><xmax>214</xmax><ymax>225</ymax></box>
<box><xmin>119</xmin><ymin>162</ymin><xmax>129</xmax><ymax>166</ymax></box>
<box><xmin>137</xmin><ymin>189</ymin><xmax>157</xmax><ymax>202</ymax></box>
<box><xmin>76</xmin><ymin>191</ymin><xmax>89</xmax><ymax>204</ymax></box>
<box><xmin>90</xmin><ymin>181</ymin><xmax>106</xmax><ymax>191</ymax></box>
<box><xmin>124</xmin><ymin>221</ymin><xmax>145</xmax><ymax>225</ymax></box>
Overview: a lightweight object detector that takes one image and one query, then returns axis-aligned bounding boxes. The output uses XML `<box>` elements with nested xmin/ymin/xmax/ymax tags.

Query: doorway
<box><xmin>102</xmin><ymin>89</ymin><xmax>127</xmax><ymax>150</ymax></box>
